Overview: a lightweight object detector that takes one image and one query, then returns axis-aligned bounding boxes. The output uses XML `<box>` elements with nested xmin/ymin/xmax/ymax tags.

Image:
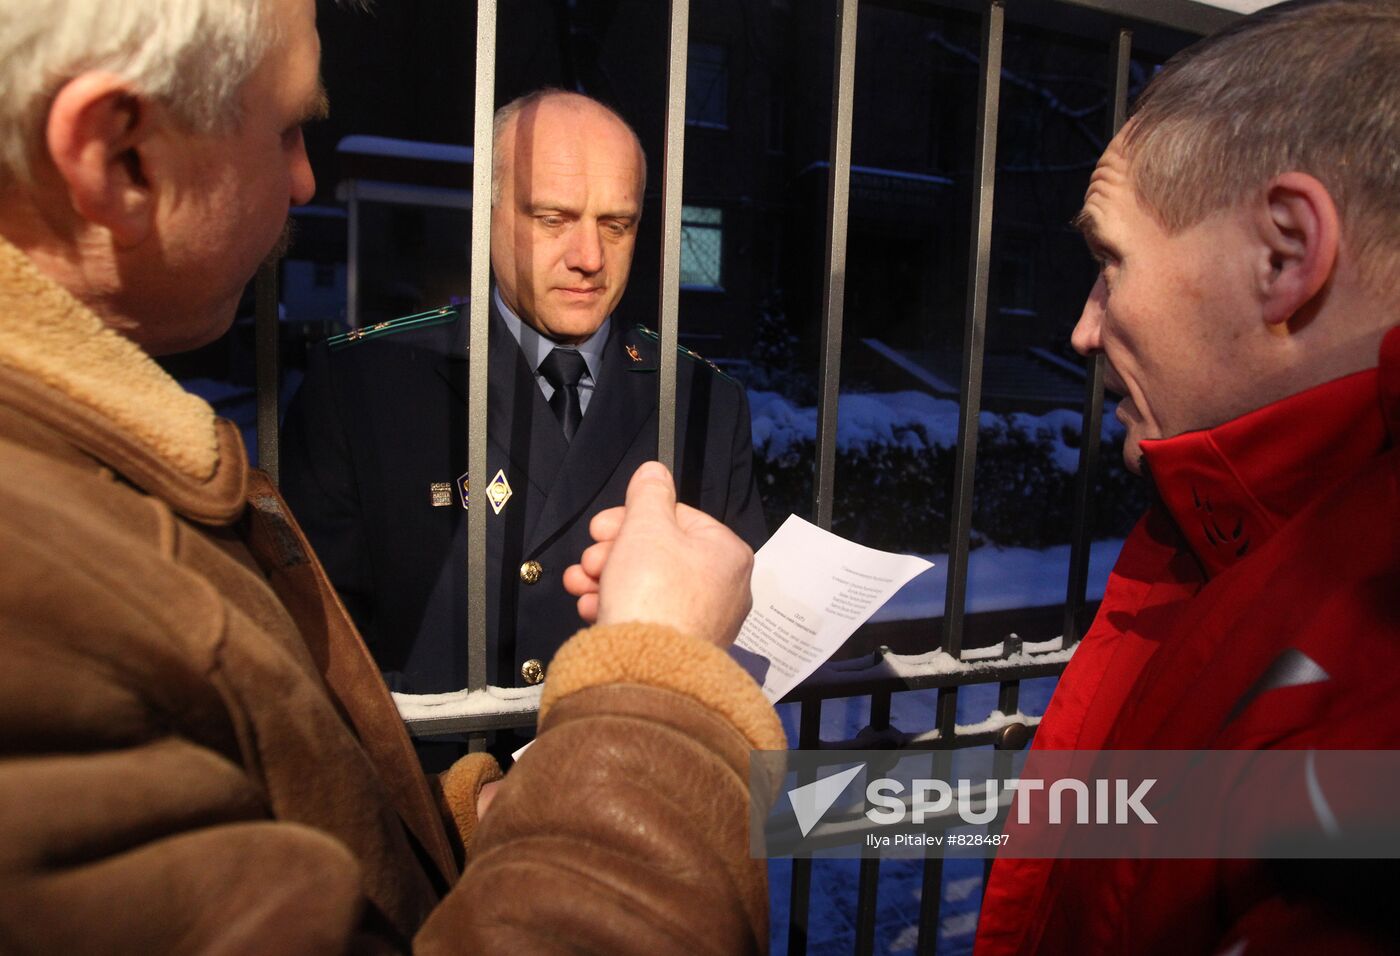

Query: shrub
<box><xmin>751</xmin><ymin>403</ymin><xmax>1145</xmax><ymax>552</ymax></box>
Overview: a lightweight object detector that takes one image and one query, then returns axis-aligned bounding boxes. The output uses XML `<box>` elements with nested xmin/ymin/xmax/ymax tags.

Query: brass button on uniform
<box><xmin>521</xmin><ymin>659</ymin><xmax>546</xmax><ymax>685</ymax></box>
<box><xmin>519</xmin><ymin>560</ymin><xmax>543</xmax><ymax>585</ymax></box>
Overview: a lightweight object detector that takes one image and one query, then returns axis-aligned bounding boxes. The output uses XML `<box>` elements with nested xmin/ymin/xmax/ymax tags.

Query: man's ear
<box><xmin>1256</xmin><ymin>171</ymin><xmax>1339</xmax><ymax>328</ymax></box>
<box><xmin>45</xmin><ymin>73</ymin><xmax>158</xmax><ymax>246</ymax></box>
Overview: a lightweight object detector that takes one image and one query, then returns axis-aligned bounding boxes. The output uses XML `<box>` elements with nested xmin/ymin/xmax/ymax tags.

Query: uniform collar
<box><xmin>1140</xmin><ymin>325</ymin><xmax>1398</xmax><ymax>579</ymax></box>
<box><xmin>492</xmin><ymin>285</ymin><xmax>610</xmax><ymax>385</ymax></box>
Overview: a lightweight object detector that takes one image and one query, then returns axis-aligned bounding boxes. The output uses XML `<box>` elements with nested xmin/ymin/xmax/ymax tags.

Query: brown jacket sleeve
<box><xmin>0</xmin><ymin>738</ymin><xmax>368</xmax><ymax>955</ymax></box>
<box><xmin>418</xmin><ymin>623</ymin><xmax>788</xmax><ymax>956</ymax></box>
<box><xmin>0</xmin><ymin>435</ymin><xmax>434</xmax><ymax>955</ymax></box>
<box><xmin>0</xmin><ymin>531</ymin><xmax>375</xmax><ymax>955</ymax></box>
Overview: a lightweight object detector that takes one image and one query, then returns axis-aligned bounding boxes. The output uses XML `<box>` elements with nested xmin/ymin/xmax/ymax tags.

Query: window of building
<box><xmin>686</xmin><ymin>42</ymin><xmax>728</xmax><ymax>129</ymax></box>
<box><xmin>680</xmin><ymin>205</ymin><xmax>723</xmax><ymax>290</ymax></box>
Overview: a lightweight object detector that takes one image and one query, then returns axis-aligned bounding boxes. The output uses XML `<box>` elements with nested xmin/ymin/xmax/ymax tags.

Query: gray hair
<box><xmin>491</xmin><ymin>88</ymin><xmax>647</xmax><ymax>207</ymax></box>
<box><xmin>0</xmin><ymin>0</ymin><xmax>275</xmax><ymax>185</ymax></box>
<box><xmin>1123</xmin><ymin>0</ymin><xmax>1400</xmax><ymax>290</ymax></box>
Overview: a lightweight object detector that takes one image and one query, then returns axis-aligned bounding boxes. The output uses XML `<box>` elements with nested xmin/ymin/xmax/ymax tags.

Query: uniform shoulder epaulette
<box><xmin>327</xmin><ymin>304</ymin><xmax>460</xmax><ymax>351</ymax></box>
<box><xmin>633</xmin><ymin>324</ymin><xmax>737</xmax><ymax>382</ymax></box>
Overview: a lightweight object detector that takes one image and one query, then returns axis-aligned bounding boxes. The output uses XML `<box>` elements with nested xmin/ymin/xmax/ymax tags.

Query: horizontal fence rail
<box><xmin>396</xmin><ymin>634</ymin><xmax>1071</xmax><ymax>740</ymax></box>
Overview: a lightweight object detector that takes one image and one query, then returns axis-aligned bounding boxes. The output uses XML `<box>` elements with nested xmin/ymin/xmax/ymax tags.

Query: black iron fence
<box><xmin>251</xmin><ymin>1</ymin><xmax>1235</xmax><ymax>951</ymax></box>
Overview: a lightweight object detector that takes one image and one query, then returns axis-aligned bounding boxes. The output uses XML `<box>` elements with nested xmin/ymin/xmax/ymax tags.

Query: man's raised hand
<box><xmin>562</xmin><ymin>462</ymin><xmax>754</xmax><ymax>648</ymax></box>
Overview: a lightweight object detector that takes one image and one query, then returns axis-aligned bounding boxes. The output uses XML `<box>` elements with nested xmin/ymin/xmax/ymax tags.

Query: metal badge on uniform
<box><xmin>625</xmin><ymin>343</ymin><xmax>642</xmax><ymax>363</ymax></box>
<box><xmin>486</xmin><ymin>468</ymin><xmax>513</xmax><ymax>515</ymax></box>
<box><xmin>429</xmin><ymin>482</ymin><xmax>453</xmax><ymax>507</ymax></box>
<box><xmin>456</xmin><ymin>472</ymin><xmax>470</xmax><ymax>509</ymax></box>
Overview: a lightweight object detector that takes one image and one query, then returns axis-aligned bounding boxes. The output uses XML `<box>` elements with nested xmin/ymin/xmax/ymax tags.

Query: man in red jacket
<box><xmin>976</xmin><ymin>1</ymin><xmax>1400</xmax><ymax>953</ymax></box>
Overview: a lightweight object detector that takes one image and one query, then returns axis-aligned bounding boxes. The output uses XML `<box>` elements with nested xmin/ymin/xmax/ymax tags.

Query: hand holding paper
<box><xmin>562</xmin><ymin>461</ymin><xmax>755</xmax><ymax>648</ymax></box>
<box><xmin>565</xmin><ymin>464</ymin><xmax>930</xmax><ymax>695</ymax></box>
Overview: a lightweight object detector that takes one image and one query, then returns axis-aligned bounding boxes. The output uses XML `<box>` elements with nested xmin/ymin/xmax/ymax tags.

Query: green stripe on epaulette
<box><xmin>327</xmin><ymin>305</ymin><xmax>460</xmax><ymax>350</ymax></box>
<box><xmin>633</xmin><ymin>324</ymin><xmax>737</xmax><ymax>382</ymax></box>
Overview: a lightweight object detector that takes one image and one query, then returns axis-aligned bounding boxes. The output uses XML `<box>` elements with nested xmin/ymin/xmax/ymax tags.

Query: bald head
<box><xmin>488</xmin><ymin>89</ymin><xmax>646</xmax><ymax>344</ymax></box>
<box><xmin>491</xmin><ymin>90</ymin><xmax>646</xmax><ymax>207</ymax></box>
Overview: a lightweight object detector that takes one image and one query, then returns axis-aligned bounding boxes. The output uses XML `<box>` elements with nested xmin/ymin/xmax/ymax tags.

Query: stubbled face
<box><xmin>132</xmin><ymin>0</ymin><xmax>322</xmax><ymax>354</ymax></box>
<box><xmin>490</xmin><ymin>95</ymin><xmax>643</xmax><ymax>345</ymax></box>
<box><xmin>1070</xmin><ymin>128</ymin><xmax>1262</xmax><ymax>473</ymax></box>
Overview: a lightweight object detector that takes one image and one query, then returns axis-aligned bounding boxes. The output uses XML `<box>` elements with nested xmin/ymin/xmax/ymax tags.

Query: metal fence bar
<box><xmin>254</xmin><ymin>262</ymin><xmax>280</xmax><ymax>485</ymax></box>
<box><xmin>1062</xmin><ymin>26</ymin><xmax>1129</xmax><ymax>646</ymax></box>
<box><xmin>390</xmin><ymin>639</ymin><xmax>1070</xmax><ymax>737</ymax></box>
<box><xmin>997</xmin><ymin>678</ymin><xmax>1019</xmax><ymax>718</ymax></box>
<box><xmin>916</xmin><ymin>854</ymin><xmax>944</xmax><ymax>955</ymax></box>
<box><xmin>812</xmin><ymin>0</ymin><xmax>859</xmax><ymax>531</ymax></box>
<box><xmin>788</xmin><ymin>699</ymin><xmax>824</xmax><ymax>955</ymax></box>
<box><xmin>915</xmin><ymin>749</ymin><xmax>956</xmax><ymax>953</ymax></box>
<box><xmin>345</xmin><ymin>181</ymin><xmax>360</xmax><ymax>328</ymax></box>
<box><xmin>788</xmin><ymin>856</ymin><xmax>814</xmax><ymax>955</ymax></box>
<box><xmin>940</xmin><ymin>0</ymin><xmax>1004</xmax><ymax>664</ymax></box>
<box><xmin>855</xmin><ymin>857</ymin><xmax>882</xmax><ymax>955</ymax></box>
<box><xmin>465</xmin><ymin>0</ymin><xmax>497</xmax><ymax>712</ymax></box>
<box><xmin>656</xmin><ymin>0</ymin><xmax>690</xmax><ymax>471</ymax></box>
<box><xmin>795</xmin><ymin>5</ymin><xmax>858</xmax><ymax>944</ymax></box>
<box><xmin>934</xmin><ymin>684</ymin><xmax>960</xmax><ymax>747</ymax></box>
<box><xmin>936</xmin><ymin>0</ymin><xmax>1003</xmax><ymax>746</ymax></box>
<box><xmin>870</xmin><ymin>690</ymin><xmax>892</xmax><ymax>732</ymax></box>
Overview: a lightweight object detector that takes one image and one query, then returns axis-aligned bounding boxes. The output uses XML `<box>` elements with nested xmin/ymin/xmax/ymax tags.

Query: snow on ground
<box><xmin>768</xmin><ymin>664</ymin><xmax>1064</xmax><ymax>953</ymax></box>
<box><xmin>748</xmin><ymin>389</ymin><xmax>1123</xmax><ymax>467</ymax></box>
<box><xmin>873</xmin><ymin>538</ymin><xmax>1125</xmax><ymax>621</ymax></box>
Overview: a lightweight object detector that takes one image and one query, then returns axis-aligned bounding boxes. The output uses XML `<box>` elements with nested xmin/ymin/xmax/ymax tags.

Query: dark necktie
<box><xmin>539</xmin><ymin>347</ymin><xmax>587</xmax><ymax>441</ymax></box>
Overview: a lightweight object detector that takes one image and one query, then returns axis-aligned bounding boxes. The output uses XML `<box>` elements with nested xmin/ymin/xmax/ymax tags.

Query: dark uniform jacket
<box><xmin>282</xmin><ymin>300</ymin><xmax>766</xmax><ymax>692</ymax></box>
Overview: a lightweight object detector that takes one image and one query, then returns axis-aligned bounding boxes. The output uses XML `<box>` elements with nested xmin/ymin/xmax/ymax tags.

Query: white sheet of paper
<box><xmin>732</xmin><ymin>515</ymin><xmax>934</xmax><ymax>702</ymax></box>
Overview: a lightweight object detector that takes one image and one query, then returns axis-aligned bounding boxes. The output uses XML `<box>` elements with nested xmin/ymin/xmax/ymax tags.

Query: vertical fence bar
<box><xmin>346</xmin><ymin>181</ymin><xmax>360</xmax><ymax>329</ymax></box>
<box><xmin>869</xmin><ymin>690</ymin><xmax>892</xmax><ymax>732</ymax></box>
<box><xmin>465</xmin><ymin>0</ymin><xmax>497</xmax><ymax>717</ymax></box>
<box><xmin>656</xmin><ymin>0</ymin><xmax>690</xmax><ymax>471</ymax></box>
<box><xmin>937</xmin><ymin>0</ymin><xmax>1003</xmax><ymax>743</ymax></box>
<box><xmin>916</xmin><ymin>747</ymin><xmax>952</xmax><ymax>954</ymax></box>
<box><xmin>788</xmin><ymin>855</ymin><xmax>814</xmax><ymax>955</ymax></box>
<box><xmin>854</xmin><ymin>857</ymin><xmax>881</xmax><ymax>956</ymax></box>
<box><xmin>997</xmin><ymin>679</ymin><xmax>1020</xmax><ymax>718</ymax></box>
<box><xmin>916</xmin><ymin>854</ymin><xmax>944</xmax><ymax>956</ymax></box>
<box><xmin>941</xmin><ymin>0</ymin><xmax>1004</xmax><ymax>662</ymax></box>
<box><xmin>788</xmin><ymin>699</ymin><xmax>823</xmax><ymax>955</ymax></box>
<box><xmin>935</xmin><ymin>684</ymin><xmax>959</xmax><ymax>748</ymax></box>
<box><xmin>254</xmin><ymin>262</ymin><xmax>280</xmax><ymax>484</ymax></box>
<box><xmin>1062</xmin><ymin>26</ymin><xmax>1129</xmax><ymax>646</ymax></box>
<box><xmin>812</xmin><ymin>0</ymin><xmax>859</xmax><ymax>530</ymax></box>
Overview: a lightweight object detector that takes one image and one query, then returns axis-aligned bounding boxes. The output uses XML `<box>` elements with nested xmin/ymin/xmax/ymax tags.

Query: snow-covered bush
<box><xmin>749</xmin><ymin>391</ymin><xmax>1145</xmax><ymax>551</ymax></box>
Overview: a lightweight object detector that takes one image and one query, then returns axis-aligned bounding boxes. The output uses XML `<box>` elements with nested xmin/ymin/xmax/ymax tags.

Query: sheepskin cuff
<box><xmin>540</xmin><ymin>623</ymin><xmax>787</xmax><ymax>753</ymax></box>
<box><xmin>437</xmin><ymin>752</ymin><xmax>503</xmax><ymax>855</ymax></box>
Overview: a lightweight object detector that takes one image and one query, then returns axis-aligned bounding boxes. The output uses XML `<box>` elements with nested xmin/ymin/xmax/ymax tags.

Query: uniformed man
<box><xmin>281</xmin><ymin>89</ymin><xmax>766</xmax><ymax>699</ymax></box>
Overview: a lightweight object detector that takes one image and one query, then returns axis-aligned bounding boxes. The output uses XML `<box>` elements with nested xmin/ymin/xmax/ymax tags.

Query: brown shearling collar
<box><xmin>0</xmin><ymin>235</ymin><xmax>245</xmax><ymax>524</ymax></box>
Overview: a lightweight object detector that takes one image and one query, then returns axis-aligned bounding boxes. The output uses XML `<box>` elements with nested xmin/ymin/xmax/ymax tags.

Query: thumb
<box><xmin>622</xmin><ymin>461</ymin><xmax>679</xmax><ymax>526</ymax></box>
